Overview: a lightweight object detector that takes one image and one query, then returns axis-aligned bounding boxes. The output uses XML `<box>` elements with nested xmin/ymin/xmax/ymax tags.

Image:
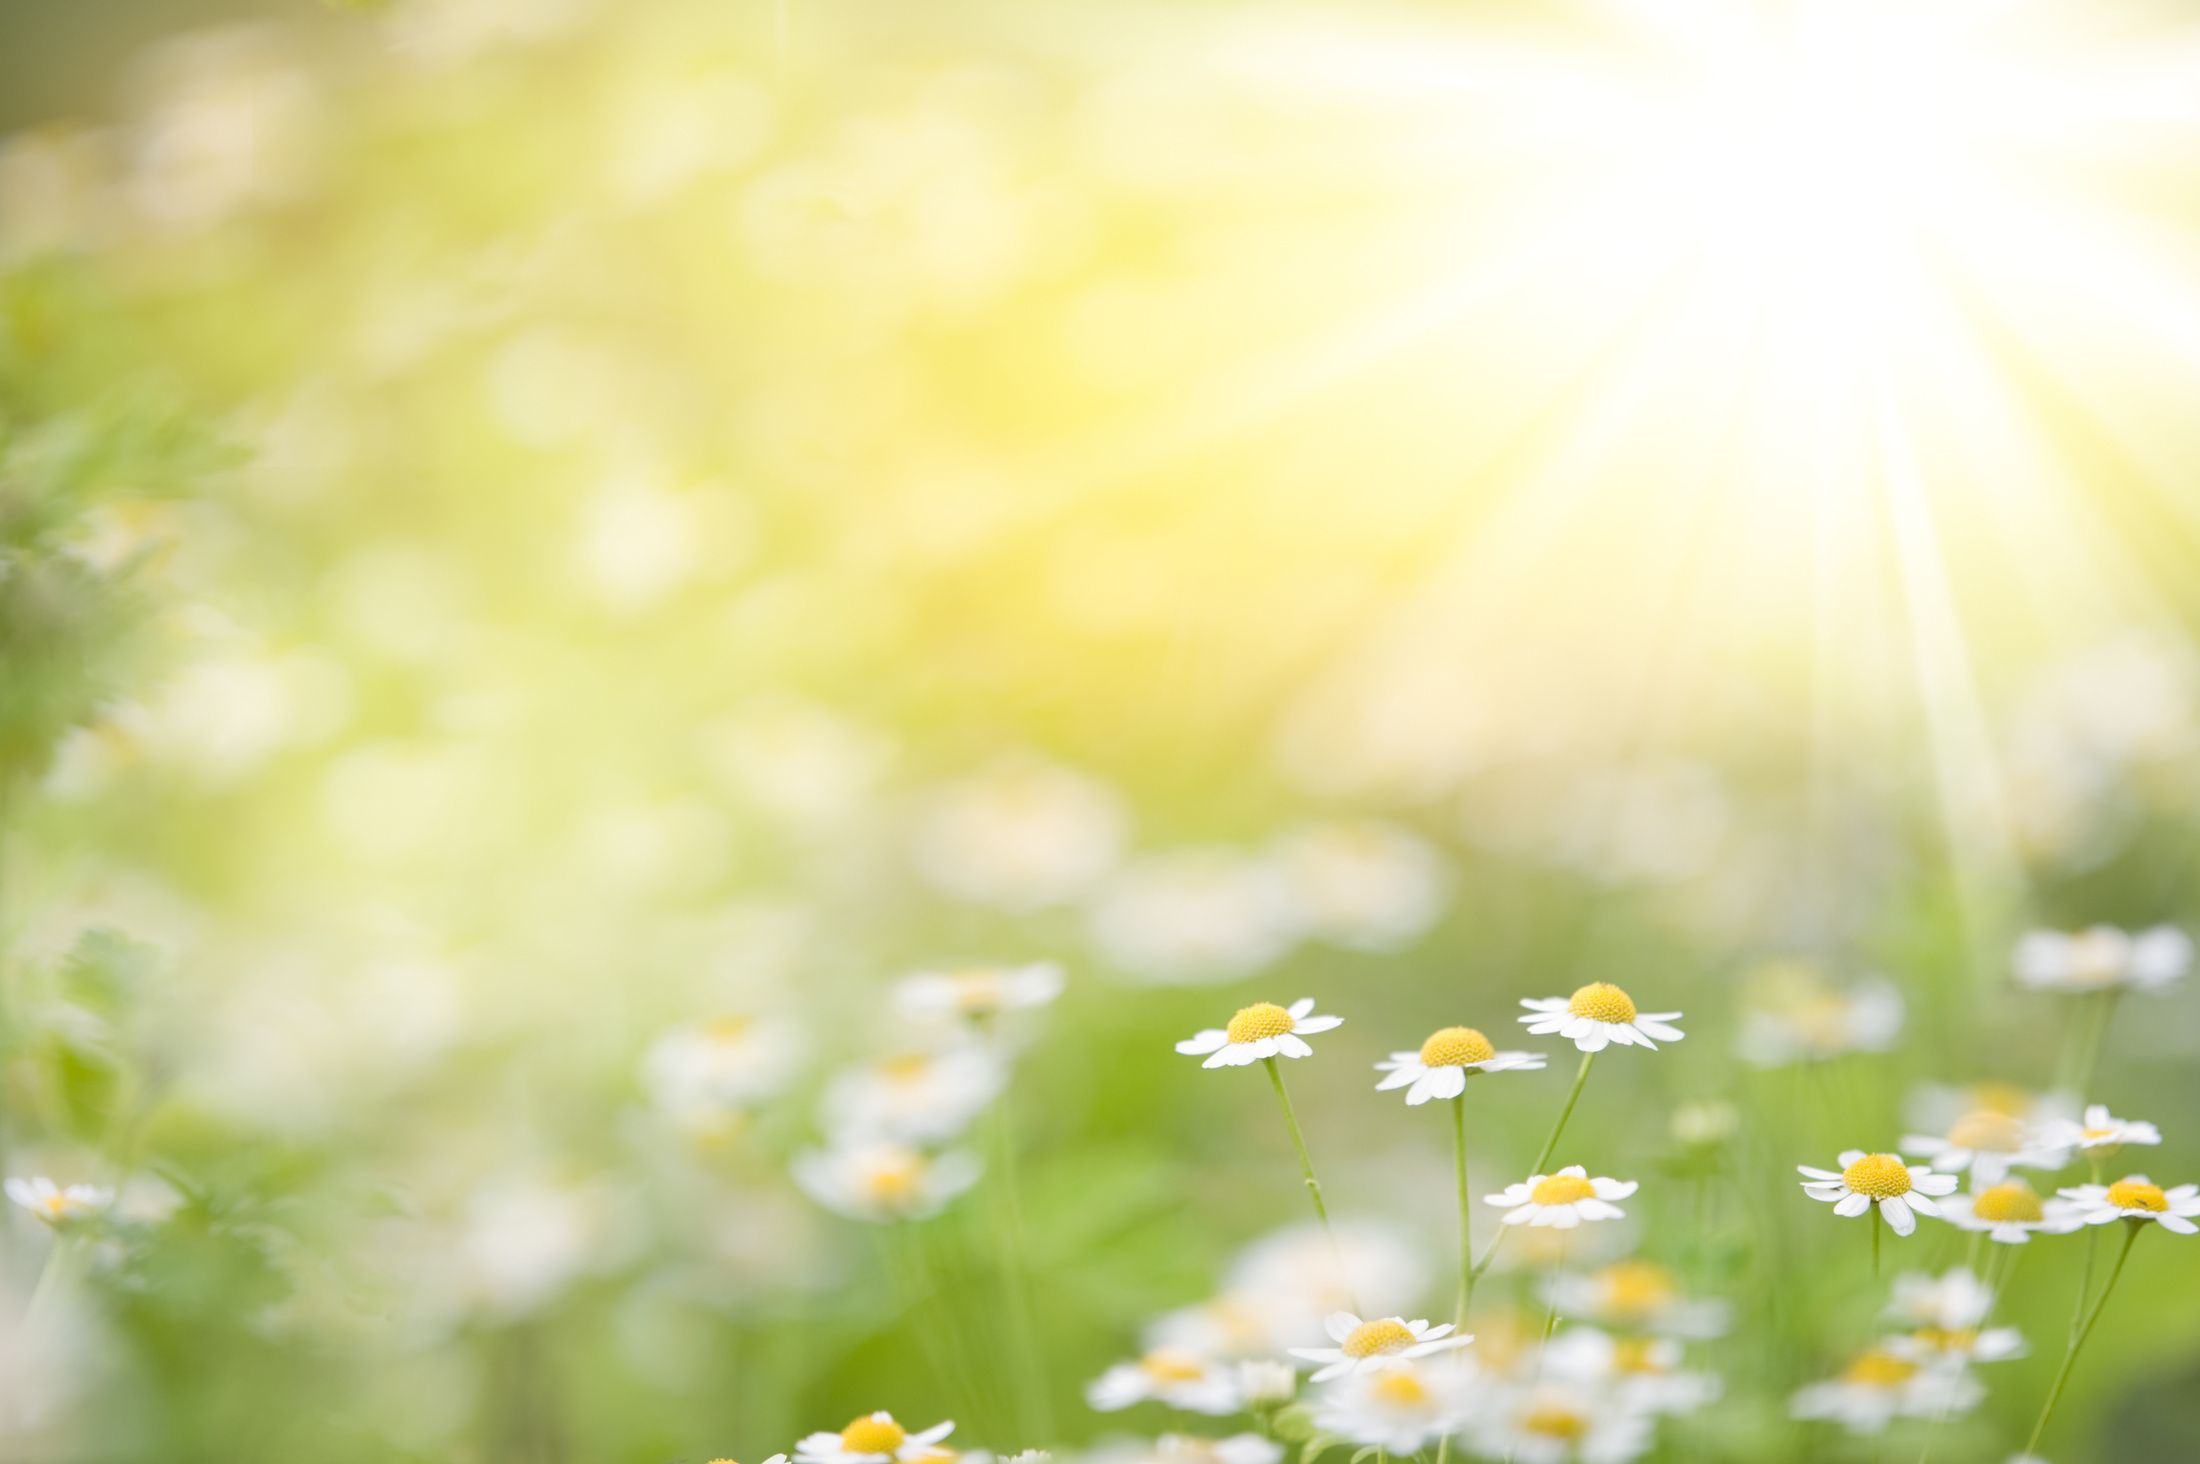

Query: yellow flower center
<box><xmin>1969</xmin><ymin>1082</ymin><xmax>2030</xmax><ymax>1117</ymax></box>
<box><xmin>1612</xmin><ymin>1337</ymin><xmax>1663</xmax><ymax>1374</ymax></box>
<box><xmin>1140</xmin><ymin>1348</ymin><xmax>1208</xmax><ymax>1382</ymax></box>
<box><xmin>841</xmin><ymin>1417</ymin><xmax>908</xmax><ymax>1454</ymax></box>
<box><xmin>1342</xmin><ymin>1319</ymin><xmax>1417</xmax><ymax>1358</ymax></box>
<box><xmin>862</xmin><ymin>1153</ymin><xmax>925</xmax><ymax>1204</ymax></box>
<box><xmin>40</xmin><ymin>1194</ymin><xmax>71</xmax><ymax>1219</ymax></box>
<box><xmin>1531</xmin><ymin>1173</ymin><xmax>1597</xmax><ymax>1205</ymax></box>
<box><xmin>1226</xmin><ymin>1003</ymin><xmax>1296</xmax><ymax>1043</ymax></box>
<box><xmin>2106</xmin><ymin>1178</ymin><xmax>2168</xmax><ymax>1212</ymax></box>
<box><xmin>1911</xmin><ymin>1326</ymin><xmax>1979</xmax><ymax>1354</ymax></box>
<box><xmin>1566</xmin><ymin>982</ymin><xmax>1637</xmax><ymax>1024</ymax></box>
<box><xmin>1521</xmin><ymin>1404</ymin><xmax>1588</xmax><ymax>1440</ymax></box>
<box><xmin>1598</xmin><ymin>1260</ymin><xmax>1676</xmax><ymax>1317</ymax></box>
<box><xmin>881</xmin><ymin>1054</ymin><xmax>935</xmax><ymax>1082</ymax></box>
<box><xmin>1419</xmin><ymin>1026</ymin><xmax>1497</xmax><ymax>1067</ymax></box>
<box><xmin>1842</xmin><ymin>1351</ymin><xmax>1918</xmax><ymax>1387</ymax></box>
<box><xmin>1370</xmin><ymin>1371</ymin><xmax>1429</xmax><ymax>1405</ymax></box>
<box><xmin>1841</xmin><ymin>1153</ymin><xmax>1913</xmax><ymax>1198</ymax></box>
<box><xmin>952</xmin><ymin>970</ymin><xmax>1006</xmax><ymax>1014</ymax></box>
<box><xmin>1947</xmin><ymin>1110</ymin><xmax>2025</xmax><ymax>1153</ymax></box>
<box><xmin>704</xmin><ymin>1016</ymin><xmax>753</xmax><ymax>1043</ymax></box>
<box><xmin>1971</xmin><ymin>1181</ymin><xmax>2045</xmax><ymax>1223</ymax></box>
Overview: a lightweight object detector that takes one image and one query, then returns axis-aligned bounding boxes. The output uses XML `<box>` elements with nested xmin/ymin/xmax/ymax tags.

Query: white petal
<box><xmin>1177</xmin><ymin>1031</ymin><xmax>1228</xmax><ymax>1054</ymax></box>
<box><xmin>1880</xmin><ymin>1197</ymin><xmax>1915</xmax><ymax>1236</ymax></box>
<box><xmin>1275</xmin><ymin>1034</ymin><xmax>1312</xmax><ymax>1058</ymax></box>
<box><xmin>1288</xmin><ymin>997</ymin><xmax>1316</xmax><ymax>1018</ymax></box>
<box><xmin>1834</xmin><ymin>1192</ymin><xmax>1871</xmax><ymax>1217</ymax></box>
<box><xmin>1295</xmin><ymin>1015</ymin><xmax>1343</xmax><ymax>1034</ymax></box>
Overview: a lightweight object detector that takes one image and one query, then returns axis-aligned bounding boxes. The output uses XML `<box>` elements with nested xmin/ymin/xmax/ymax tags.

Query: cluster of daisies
<box><xmin>1786</xmin><ymin>925</ymin><xmax>2196</xmax><ymax>1451</ymax></box>
<box><xmin>1066</xmin><ymin>978</ymin><xmax>1713</xmax><ymax>1461</ymax></box>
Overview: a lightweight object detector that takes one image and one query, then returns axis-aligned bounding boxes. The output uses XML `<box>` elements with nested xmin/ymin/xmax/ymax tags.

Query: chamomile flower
<box><xmin>1790</xmin><ymin>1353</ymin><xmax>1980</xmax><ymax>1434</ymax></box>
<box><xmin>1287</xmin><ymin>1312</ymin><xmax>1471</xmax><ymax>1381</ymax></box>
<box><xmin>2035</xmin><ymin>1104</ymin><xmax>2161</xmax><ymax>1157</ymax></box>
<box><xmin>821</xmin><ymin>1045</ymin><xmax>1005</xmax><ymax>1143</ymax></box>
<box><xmin>1488</xmin><ymin>1166</ymin><xmax>1637</xmax><ymax>1229</ymax></box>
<box><xmin>1270</xmin><ymin>819</ymin><xmax>1448</xmax><ymax>952</ymax></box>
<box><xmin>797</xmin><ymin>1414</ymin><xmax>954</xmax><ymax>1464</ymax></box>
<box><xmin>1236</xmin><ymin>1359</ymin><xmax>1297</xmax><ymax>1406</ymax></box>
<box><xmin>2013</xmin><ymin>924</ymin><xmax>2191</xmax><ymax>993</ymax></box>
<box><xmin>1901</xmin><ymin>1108</ymin><xmax>2067</xmax><ymax>1186</ymax></box>
<box><xmin>1542</xmin><ymin>1260</ymin><xmax>1730</xmax><ymax>1338</ymax></box>
<box><xmin>1520</xmin><ymin>983</ymin><xmax>1683</xmax><ymax>1053</ymax></box>
<box><xmin>893</xmin><ymin>962</ymin><xmax>1064</xmax><ymax>1028</ymax></box>
<box><xmin>1218</xmin><ymin>1220</ymin><xmax>1430</xmax><ymax>1348</ymax></box>
<box><xmin>4</xmin><ymin>1177</ymin><xmax>112</xmax><ymax>1226</ymax></box>
<box><xmin>1175</xmin><ymin>998</ymin><xmax>1342</xmax><ymax>1068</ymax></box>
<box><xmin>639</xmin><ymin>1015</ymin><xmax>804</xmax><ymax>1121</ymax></box>
<box><xmin>1882</xmin><ymin>1269</ymin><xmax>2024</xmax><ymax>1365</ymax></box>
<box><xmin>1086</xmin><ymin>1348</ymin><xmax>1242</xmax><ymax>1415</ymax></box>
<box><xmin>1797</xmin><ymin>1152</ymin><xmax>1956</xmax><ymax>1236</ymax></box>
<box><xmin>1542</xmin><ymin>1327</ymin><xmax>1720</xmax><ymax>1415</ymax></box>
<box><xmin>1734</xmin><ymin>962</ymin><xmax>1903</xmax><ymax>1067</ymax></box>
<box><xmin>1374</xmin><ymin>1026</ymin><xmax>1546</xmax><ymax>1104</ymax></box>
<box><xmin>1311</xmin><ymin>1356</ymin><xmax>1475</xmax><ymax>1453</ymax></box>
<box><xmin>2058</xmin><ymin>1175</ymin><xmax>2200</xmax><ymax>1232</ymax></box>
<box><xmin>1939</xmin><ymin>1179</ymin><xmax>2084</xmax><ymax>1244</ymax></box>
<box><xmin>1470</xmin><ymin>1377</ymin><xmax>1657</xmax><ymax>1464</ymax></box>
<box><xmin>792</xmin><ymin>1140</ymin><xmax>979</xmax><ymax>1223</ymax></box>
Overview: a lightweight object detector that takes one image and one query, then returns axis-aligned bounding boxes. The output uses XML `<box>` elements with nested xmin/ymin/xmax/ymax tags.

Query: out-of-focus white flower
<box><xmin>1086</xmin><ymin>1348</ymin><xmax>1241</xmax><ymax>1415</ymax></box>
<box><xmin>124</xmin><ymin>27</ymin><xmax>319</xmax><ymax>230</ymax></box>
<box><xmin>2013</xmin><ymin>925</ymin><xmax>2191</xmax><ymax>993</ymax></box>
<box><xmin>1468</xmin><ymin>1375</ymin><xmax>1658</xmax><ymax>1462</ymax></box>
<box><xmin>2058</xmin><ymin>1176</ymin><xmax>2200</xmax><ymax>1233</ymax></box>
<box><xmin>1937</xmin><ymin>1180</ymin><xmax>2083</xmax><ymax>1245</ymax></box>
<box><xmin>912</xmin><ymin>757</ymin><xmax>1127</xmax><ymax>910</ymax></box>
<box><xmin>1881</xmin><ymin>1270</ymin><xmax>2023</xmax><ymax>1364</ymax></box>
<box><xmin>1520</xmin><ymin>984</ymin><xmax>1683</xmax><ymax>1054</ymax></box>
<box><xmin>1175</xmin><ymin>999</ymin><xmax>1342</xmax><ymax>1069</ymax></box>
<box><xmin>1143</xmin><ymin>1296</ymin><xmax>1281</xmax><ymax>1363</ymax></box>
<box><xmin>1542</xmin><ymin>1260</ymin><xmax>1729</xmax><ymax>1338</ymax></box>
<box><xmin>1269</xmin><ymin>821</ymin><xmax>1447</xmax><ymax>951</ymax></box>
<box><xmin>1288</xmin><ymin>1312</ymin><xmax>1470</xmax><ymax>1381</ymax></box>
<box><xmin>793</xmin><ymin>1140</ymin><xmax>979</xmax><ymax>1223</ymax></box>
<box><xmin>1541</xmin><ymin>1327</ymin><xmax>1719</xmax><ymax>1416</ymax></box>
<box><xmin>1734</xmin><ymin>962</ymin><xmax>1903</xmax><ymax>1067</ymax></box>
<box><xmin>702</xmin><ymin>697</ymin><xmax>893</xmax><ymax>836</ymax></box>
<box><xmin>142</xmin><ymin>647</ymin><xmax>352</xmax><ymax>784</ymax></box>
<box><xmin>1311</xmin><ymin>1356</ymin><xmax>1475</xmax><ymax>1453</ymax></box>
<box><xmin>4</xmin><ymin>1178</ymin><xmax>111</xmax><ymax>1227</ymax></box>
<box><xmin>1790</xmin><ymin>1351</ymin><xmax>1980</xmax><ymax>1434</ymax></box>
<box><xmin>822</xmin><ymin>1046</ymin><xmax>1005</xmax><ymax>1143</ymax></box>
<box><xmin>1235</xmin><ymin>1358</ymin><xmax>1296</xmax><ymax>1406</ymax></box>
<box><xmin>2035</xmin><ymin>1104</ymin><xmax>2161</xmax><ymax>1158</ymax></box>
<box><xmin>453</xmin><ymin>1175</ymin><xmax>620</xmax><ymax>1320</ymax></box>
<box><xmin>1669</xmin><ymin>1101</ymin><xmax>1740</xmax><ymax>1149</ymax></box>
<box><xmin>1221</xmin><ymin>1222</ymin><xmax>1429</xmax><ymax>1351</ymax></box>
<box><xmin>1089</xmin><ymin>848</ymin><xmax>1297</xmax><ymax>985</ymax></box>
<box><xmin>640</xmin><ymin>1016</ymin><xmax>804</xmax><ymax>1128</ymax></box>
<box><xmin>795</xmin><ymin>1413</ymin><xmax>954</xmax><ymax>1464</ymax></box>
<box><xmin>893</xmin><ymin>962</ymin><xmax>1064</xmax><ymax>1029</ymax></box>
<box><xmin>1798</xmin><ymin>1153</ymin><xmax>1957</xmax><ymax>1237</ymax></box>
<box><xmin>1084</xmin><ymin>1436</ymin><xmax>1280</xmax><ymax>1464</ymax></box>
<box><xmin>1488</xmin><ymin>1166</ymin><xmax>1636</xmax><ymax>1230</ymax></box>
<box><xmin>1374</xmin><ymin>1025</ymin><xmax>1546</xmax><ymax>1104</ymax></box>
<box><xmin>1901</xmin><ymin>1086</ymin><xmax>2070</xmax><ymax>1186</ymax></box>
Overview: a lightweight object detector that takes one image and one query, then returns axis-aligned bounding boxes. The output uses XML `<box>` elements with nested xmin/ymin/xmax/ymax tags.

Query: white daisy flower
<box><xmin>2013</xmin><ymin>924</ymin><xmax>2191</xmax><ymax>993</ymax></box>
<box><xmin>1519</xmin><ymin>983</ymin><xmax>1683</xmax><ymax>1053</ymax></box>
<box><xmin>1469</xmin><ymin>1377</ymin><xmax>1658</xmax><ymax>1463</ymax></box>
<box><xmin>1092</xmin><ymin>848</ymin><xmax>1299</xmax><ymax>986</ymax></box>
<box><xmin>1487</xmin><ymin>1165</ymin><xmax>1637</xmax><ymax>1229</ymax></box>
<box><xmin>2035</xmin><ymin>1103</ymin><xmax>2161</xmax><ymax>1158</ymax></box>
<box><xmin>1216</xmin><ymin>1220</ymin><xmax>1430</xmax><ymax>1350</ymax></box>
<box><xmin>2057</xmin><ymin>1175</ymin><xmax>2200</xmax><ymax>1233</ymax></box>
<box><xmin>1236</xmin><ymin>1358</ymin><xmax>1297</xmax><ymax>1406</ymax></box>
<box><xmin>1542</xmin><ymin>1260</ymin><xmax>1729</xmax><ymax>1338</ymax></box>
<box><xmin>1735</xmin><ymin>963</ymin><xmax>1903</xmax><ymax>1067</ymax></box>
<box><xmin>4</xmin><ymin>1177</ymin><xmax>112</xmax><ymax>1226</ymax></box>
<box><xmin>1085</xmin><ymin>1348</ymin><xmax>1241</xmax><ymax>1415</ymax></box>
<box><xmin>1939</xmin><ymin>1179</ymin><xmax>2085</xmax><ymax>1245</ymax></box>
<box><xmin>1374</xmin><ymin>1025</ymin><xmax>1546</xmax><ymax>1104</ymax></box>
<box><xmin>1542</xmin><ymin>1327</ymin><xmax>1720</xmax><ymax>1416</ymax></box>
<box><xmin>792</xmin><ymin>1140</ymin><xmax>980</xmax><ymax>1223</ymax></box>
<box><xmin>893</xmin><ymin>962</ymin><xmax>1064</xmax><ymax>1027</ymax></box>
<box><xmin>1175</xmin><ymin>998</ymin><xmax>1342</xmax><ymax>1069</ymax></box>
<box><xmin>797</xmin><ymin>1413</ymin><xmax>954</xmax><ymax>1464</ymax></box>
<box><xmin>1791</xmin><ymin>1352</ymin><xmax>1981</xmax><ymax>1434</ymax></box>
<box><xmin>1881</xmin><ymin>1269</ymin><xmax>2024</xmax><ymax>1365</ymax></box>
<box><xmin>1311</xmin><ymin>1355</ymin><xmax>1475</xmax><ymax>1454</ymax></box>
<box><xmin>821</xmin><ymin>1045</ymin><xmax>1005</xmax><ymax>1143</ymax></box>
<box><xmin>1796</xmin><ymin>1152</ymin><xmax>1957</xmax><ymax>1237</ymax></box>
<box><xmin>1901</xmin><ymin>1107</ymin><xmax>2068</xmax><ymax>1186</ymax></box>
<box><xmin>1287</xmin><ymin>1311</ymin><xmax>1471</xmax><ymax>1381</ymax></box>
<box><xmin>640</xmin><ymin>1015</ymin><xmax>803</xmax><ymax>1126</ymax></box>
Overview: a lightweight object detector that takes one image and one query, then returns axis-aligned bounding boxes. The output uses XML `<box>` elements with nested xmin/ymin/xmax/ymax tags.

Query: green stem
<box><xmin>2067</xmin><ymin>1158</ymin><xmax>2106</xmax><ymax>1345</ymax></box>
<box><xmin>2068</xmin><ymin>991</ymin><xmax>2121</xmax><ymax>1101</ymax></box>
<box><xmin>988</xmin><ymin>1096</ymin><xmax>1051</xmax><ymax>1442</ymax></box>
<box><xmin>1264</xmin><ymin>1058</ymin><xmax>1360</xmax><ymax>1313</ymax></box>
<box><xmin>1871</xmin><ymin>1211</ymin><xmax>1881</xmax><ymax>1279</ymax></box>
<box><xmin>1528</xmin><ymin>1052</ymin><xmax>1597</xmax><ymax>1179</ymax></box>
<box><xmin>1452</xmin><ymin>1094</ymin><xmax>1474</xmax><ymax>1323</ymax></box>
<box><xmin>2025</xmin><ymin>1223</ymin><xmax>2142</xmax><ymax>1457</ymax></box>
